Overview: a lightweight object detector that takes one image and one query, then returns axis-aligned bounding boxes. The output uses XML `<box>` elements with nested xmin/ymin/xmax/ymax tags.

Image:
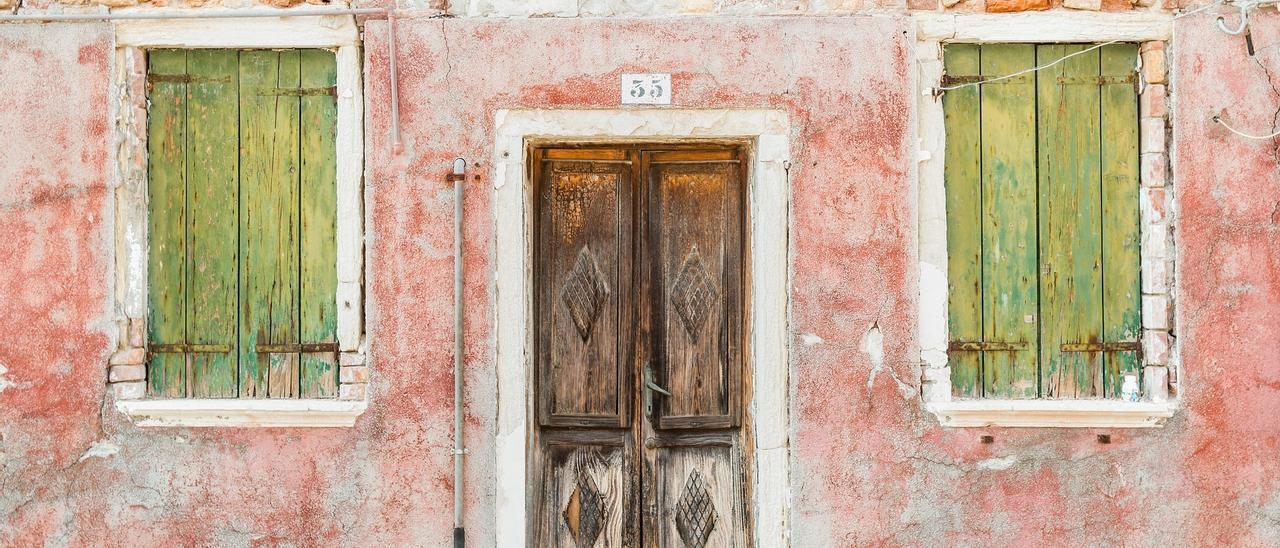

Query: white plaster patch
<box><xmin>0</xmin><ymin>363</ymin><xmax>29</xmax><ymax>393</ymax></box>
<box><xmin>78</xmin><ymin>440</ymin><xmax>120</xmax><ymax>462</ymax></box>
<box><xmin>799</xmin><ymin>333</ymin><xmax>824</xmax><ymax>346</ymax></box>
<box><xmin>918</xmin><ymin>261</ymin><xmax>948</xmax><ymax>368</ymax></box>
<box><xmin>977</xmin><ymin>455</ymin><xmax>1017</xmax><ymax>471</ymax></box>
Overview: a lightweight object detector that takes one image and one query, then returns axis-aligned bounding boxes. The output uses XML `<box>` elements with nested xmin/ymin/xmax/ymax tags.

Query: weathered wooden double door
<box><xmin>530</xmin><ymin>144</ymin><xmax>751</xmax><ymax>547</ymax></box>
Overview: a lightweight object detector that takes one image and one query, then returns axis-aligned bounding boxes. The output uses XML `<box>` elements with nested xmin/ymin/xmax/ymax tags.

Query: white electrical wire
<box><xmin>1213</xmin><ymin>115</ymin><xmax>1280</xmax><ymax>139</ymax></box>
<box><xmin>933</xmin><ymin>0</ymin><xmax>1227</xmax><ymax>93</ymax></box>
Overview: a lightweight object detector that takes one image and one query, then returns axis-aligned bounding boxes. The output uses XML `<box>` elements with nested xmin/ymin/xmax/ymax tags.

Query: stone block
<box><xmin>128</xmin><ymin>318</ymin><xmax>146</xmax><ymax>348</ymax></box>
<box><xmin>1063</xmin><ymin>0</ymin><xmax>1101</xmax><ymax>9</ymax></box>
<box><xmin>920</xmin><ymin>366</ymin><xmax>952</xmax><ymax>402</ymax></box>
<box><xmin>1143</xmin><ymin>330</ymin><xmax>1170</xmax><ymax>365</ymax></box>
<box><xmin>110</xmin><ymin>348</ymin><xmax>146</xmax><ymax>366</ymax></box>
<box><xmin>109</xmin><ymin>364</ymin><xmax>146</xmax><ymax>383</ymax></box>
<box><xmin>1141</xmin><ymin>118</ymin><xmax>1166</xmax><ymax>154</ymax></box>
<box><xmin>985</xmin><ymin>0</ymin><xmax>1048</xmax><ymax>12</ymax></box>
<box><xmin>1142</xmin><ymin>294</ymin><xmax>1170</xmax><ymax>330</ymax></box>
<box><xmin>1144</xmin><ymin>366</ymin><xmax>1169</xmax><ymax>402</ymax></box>
<box><xmin>113</xmin><ymin>381</ymin><xmax>146</xmax><ymax>400</ymax></box>
<box><xmin>1141</xmin><ymin>84</ymin><xmax>1167</xmax><ymax>118</ymax></box>
<box><xmin>1141</xmin><ymin>187</ymin><xmax>1168</xmax><ymax>224</ymax></box>
<box><xmin>1141</xmin><ymin>152</ymin><xmax>1167</xmax><ymax>188</ymax></box>
<box><xmin>339</xmin><ymin>352</ymin><xmax>365</xmax><ymax>366</ymax></box>
<box><xmin>340</xmin><ymin>366</ymin><xmax>370</xmax><ymax>384</ymax></box>
<box><xmin>1142</xmin><ymin>43</ymin><xmax>1167</xmax><ymax>84</ymax></box>
<box><xmin>909</xmin><ymin>0</ymin><xmax>939</xmax><ymax>9</ymax></box>
<box><xmin>339</xmin><ymin>383</ymin><xmax>367</xmax><ymax>401</ymax></box>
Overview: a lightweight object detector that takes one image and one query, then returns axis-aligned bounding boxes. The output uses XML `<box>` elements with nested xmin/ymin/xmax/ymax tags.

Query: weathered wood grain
<box><xmin>1100</xmin><ymin>43</ymin><xmax>1143</xmax><ymax>398</ymax></box>
<box><xmin>147</xmin><ymin>49</ymin><xmax>189</xmax><ymax>398</ymax></box>
<box><xmin>299</xmin><ymin>49</ymin><xmax>339</xmax><ymax>399</ymax></box>
<box><xmin>942</xmin><ymin>43</ymin><xmax>984</xmax><ymax>398</ymax></box>
<box><xmin>238</xmin><ymin>50</ymin><xmax>302</xmax><ymax>398</ymax></box>
<box><xmin>1037</xmin><ymin>44</ymin><xmax>1104</xmax><ymax>399</ymax></box>
<box><xmin>979</xmin><ymin>44</ymin><xmax>1039</xmax><ymax>399</ymax></box>
<box><xmin>185</xmin><ymin>49</ymin><xmax>240</xmax><ymax>398</ymax></box>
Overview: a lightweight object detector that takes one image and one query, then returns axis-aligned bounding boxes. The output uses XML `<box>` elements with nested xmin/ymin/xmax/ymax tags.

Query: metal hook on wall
<box><xmin>1217</xmin><ymin>2</ymin><xmax>1251</xmax><ymax>35</ymax></box>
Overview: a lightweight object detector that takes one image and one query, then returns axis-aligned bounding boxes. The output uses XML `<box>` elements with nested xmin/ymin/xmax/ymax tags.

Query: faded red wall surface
<box><xmin>2</xmin><ymin>13</ymin><xmax>1279</xmax><ymax>546</ymax></box>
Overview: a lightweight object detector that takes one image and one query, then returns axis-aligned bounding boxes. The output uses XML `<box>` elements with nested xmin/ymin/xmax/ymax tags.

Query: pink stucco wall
<box><xmin>2</xmin><ymin>12</ymin><xmax>1279</xmax><ymax>546</ymax></box>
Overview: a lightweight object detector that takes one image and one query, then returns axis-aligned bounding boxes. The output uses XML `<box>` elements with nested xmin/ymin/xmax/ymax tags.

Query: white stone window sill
<box><xmin>116</xmin><ymin>399</ymin><xmax>367</xmax><ymax>428</ymax></box>
<box><xmin>925</xmin><ymin>400</ymin><xmax>1177</xmax><ymax>428</ymax></box>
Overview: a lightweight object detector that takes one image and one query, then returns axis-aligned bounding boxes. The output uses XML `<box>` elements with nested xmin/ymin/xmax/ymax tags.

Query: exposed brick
<box><xmin>1142</xmin><ymin>43</ymin><xmax>1166</xmax><ymax>84</ymax></box>
<box><xmin>1142</xmin><ymin>187</ymin><xmax>1168</xmax><ymax>224</ymax></box>
<box><xmin>109</xmin><ymin>364</ymin><xmax>146</xmax><ymax>383</ymax></box>
<box><xmin>1144</xmin><ymin>330</ymin><xmax>1170</xmax><ymax>365</ymax></box>
<box><xmin>1141</xmin><ymin>152</ymin><xmax>1167</xmax><ymax>188</ymax></box>
<box><xmin>1144</xmin><ymin>366</ymin><xmax>1169</xmax><ymax>402</ymax></box>
<box><xmin>128</xmin><ymin>318</ymin><xmax>146</xmax><ymax>348</ymax></box>
<box><xmin>113</xmin><ymin>381</ymin><xmax>146</xmax><ymax>400</ymax></box>
<box><xmin>339</xmin><ymin>352</ymin><xmax>365</xmax><ymax>366</ymax></box>
<box><xmin>1141</xmin><ymin>253</ymin><xmax>1169</xmax><ymax>294</ymax></box>
<box><xmin>340</xmin><ymin>366</ymin><xmax>370</xmax><ymax>384</ymax></box>
<box><xmin>985</xmin><ymin>0</ymin><xmax>1048</xmax><ymax>12</ymax></box>
<box><xmin>1141</xmin><ymin>118</ymin><xmax>1166</xmax><ymax>154</ymax></box>
<box><xmin>942</xmin><ymin>0</ymin><xmax>965</xmax><ymax>6</ymax></box>
<box><xmin>339</xmin><ymin>383</ymin><xmax>367</xmax><ymax>401</ymax></box>
<box><xmin>909</xmin><ymin>0</ymin><xmax>939</xmax><ymax>9</ymax></box>
<box><xmin>1141</xmin><ymin>84</ymin><xmax>1167</xmax><ymax>118</ymax></box>
<box><xmin>1063</xmin><ymin>0</ymin><xmax>1101</xmax><ymax>10</ymax></box>
<box><xmin>110</xmin><ymin>348</ymin><xmax>146</xmax><ymax>365</ymax></box>
<box><xmin>0</xmin><ymin>0</ymin><xmax>15</xmax><ymax>9</ymax></box>
<box><xmin>1142</xmin><ymin>294</ymin><xmax>1170</xmax><ymax>329</ymax></box>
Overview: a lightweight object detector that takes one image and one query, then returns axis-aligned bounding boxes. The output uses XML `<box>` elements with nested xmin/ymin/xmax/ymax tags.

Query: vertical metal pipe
<box><xmin>451</xmin><ymin>158</ymin><xmax>467</xmax><ymax>548</ymax></box>
<box><xmin>388</xmin><ymin>11</ymin><xmax>403</xmax><ymax>155</ymax></box>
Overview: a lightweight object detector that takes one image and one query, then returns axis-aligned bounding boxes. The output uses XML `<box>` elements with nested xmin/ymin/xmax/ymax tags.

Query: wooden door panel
<box><xmin>536</xmin><ymin>150</ymin><xmax>634</xmax><ymax>427</ymax></box>
<box><xmin>531</xmin><ymin>144</ymin><xmax>750</xmax><ymax>547</ymax></box>
<box><xmin>648</xmin><ymin>155</ymin><xmax>743</xmax><ymax>429</ymax></box>
<box><xmin>651</xmin><ymin>440</ymin><xmax>748</xmax><ymax>548</ymax></box>
<box><xmin>534</xmin><ymin>432</ymin><xmax>636</xmax><ymax>548</ymax></box>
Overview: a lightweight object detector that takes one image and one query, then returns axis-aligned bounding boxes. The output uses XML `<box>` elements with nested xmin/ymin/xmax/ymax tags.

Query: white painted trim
<box><xmin>925</xmin><ymin>400</ymin><xmax>1176</xmax><ymax>428</ymax></box>
<box><xmin>493</xmin><ymin>109</ymin><xmax>791</xmax><ymax>547</ymax></box>
<box><xmin>110</xmin><ymin>21</ymin><xmax>367</xmax><ymax>407</ymax></box>
<box><xmin>912</xmin><ymin>23</ymin><xmax>1180</xmax><ymax>418</ymax></box>
<box><xmin>116</xmin><ymin>399</ymin><xmax>367</xmax><ymax>427</ymax></box>
<box><xmin>915</xmin><ymin>12</ymin><xmax>1173</xmax><ymax>43</ymax></box>
<box><xmin>115</xmin><ymin>12</ymin><xmax>360</xmax><ymax>48</ymax></box>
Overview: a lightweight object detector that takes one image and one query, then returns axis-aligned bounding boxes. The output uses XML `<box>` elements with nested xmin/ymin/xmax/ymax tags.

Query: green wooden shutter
<box><xmin>147</xmin><ymin>50</ymin><xmax>190</xmax><ymax>398</ymax></box>
<box><xmin>943</xmin><ymin>43</ymin><xmax>1141</xmax><ymax>399</ymax></box>
<box><xmin>147</xmin><ymin>49</ymin><xmax>338</xmax><ymax>399</ymax></box>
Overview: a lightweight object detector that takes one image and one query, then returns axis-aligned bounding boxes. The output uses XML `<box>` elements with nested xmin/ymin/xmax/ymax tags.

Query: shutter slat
<box><xmin>942</xmin><ymin>43</ymin><xmax>984</xmax><ymax>398</ymax></box>
<box><xmin>147</xmin><ymin>50</ymin><xmax>189</xmax><ymax>398</ymax></box>
<box><xmin>239</xmin><ymin>50</ymin><xmax>303</xmax><ymax>398</ymax></box>
<box><xmin>1100</xmin><ymin>44</ymin><xmax>1143</xmax><ymax>398</ymax></box>
<box><xmin>186</xmin><ymin>49</ymin><xmax>240</xmax><ymax>398</ymax></box>
<box><xmin>980</xmin><ymin>44</ymin><xmax>1040</xmax><ymax>399</ymax></box>
<box><xmin>1037</xmin><ymin>44</ymin><xmax>1105</xmax><ymax>399</ymax></box>
<box><xmin>299</xmin><ymin>49</ymin><xmax>340</xmax><ymax>399</ymax></box>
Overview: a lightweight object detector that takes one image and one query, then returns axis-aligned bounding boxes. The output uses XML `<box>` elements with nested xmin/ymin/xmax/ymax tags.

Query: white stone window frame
<box><xmin>493</xmin><ymin>109</ymin><xmax>791</xmax><ymax>546</ymax></box>
<box><xmin>914</xmin><ymin>13</ymin><xmax>1180</xmax><ymax>428</ymax></box>
<box><xmin>107</xmin><ymin>15</ymin><xmax>368</xmax><ymax>428</ymax></box>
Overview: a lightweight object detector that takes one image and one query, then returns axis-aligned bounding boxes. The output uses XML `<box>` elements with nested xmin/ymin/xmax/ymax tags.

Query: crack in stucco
<box><xmin>1250</xmin><ymin>53</ymin><xmax>1280</xmax><ymax>165</ymax></box>
<box><xmin>863</xmin><ymin>322</ymin><xmax>914</xmax><ymax>401</ymax></box>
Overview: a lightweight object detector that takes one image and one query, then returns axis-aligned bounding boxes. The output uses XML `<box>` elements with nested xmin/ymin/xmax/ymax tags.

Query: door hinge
<box><xmin>948</xmin><ymin>341</ymin><xmax>1029</xmax><ymax>352</ymax></box>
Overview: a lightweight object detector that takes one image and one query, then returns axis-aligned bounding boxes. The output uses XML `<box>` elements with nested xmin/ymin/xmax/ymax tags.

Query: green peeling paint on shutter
<box><xmin>943</xmin><ymin>43</ymin><xmax>1141</xmax><ymax>400</ymax></box>
<box><xmin>145</xmin><ymin>49</ymin><xmax>339</xmax><ymax>399</ymax></box>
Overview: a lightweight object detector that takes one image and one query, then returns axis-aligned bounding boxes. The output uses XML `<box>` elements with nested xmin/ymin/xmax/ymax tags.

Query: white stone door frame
<box><xmin>492</xmin><ymin>109</ymin><xmax>792</xmax><ymax>546</ymax></box>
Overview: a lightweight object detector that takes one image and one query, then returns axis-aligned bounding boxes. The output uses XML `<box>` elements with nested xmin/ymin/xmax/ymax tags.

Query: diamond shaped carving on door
<box><xmin>673</xmin><ymin>470</ymin><xmax>717</xmax><ymax>548</ymax></box>
<box><xmin>560</xmin><ymin>245</ymin><xmax>611</xmax><ymax>342</ymax></box>
<box><xmin>670</xmin><ymin>246</ymin><xmax>719</xmax><ymax>341</ymax></box>
<box><xmin>562</xmin><ymin>471</ymin><xmax>605</xmax><ymax>548</ymax></box>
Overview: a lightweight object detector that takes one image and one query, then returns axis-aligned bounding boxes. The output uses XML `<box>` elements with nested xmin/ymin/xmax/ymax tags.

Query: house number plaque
<box><xmin>621</xmin><ymin>73</ymin><xmax>671</xmax><ymax>105</ymax></box>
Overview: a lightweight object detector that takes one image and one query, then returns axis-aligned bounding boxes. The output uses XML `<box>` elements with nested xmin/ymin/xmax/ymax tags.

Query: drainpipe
<box><xmin>449</xmin><ymin>157</ymin><xmax>468</xmax><ymax>548</ymax></box>
<box><xmin>0</xmin><ymin>7</ymin><xmax>403</xmax><ymax>154</ymax></box>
